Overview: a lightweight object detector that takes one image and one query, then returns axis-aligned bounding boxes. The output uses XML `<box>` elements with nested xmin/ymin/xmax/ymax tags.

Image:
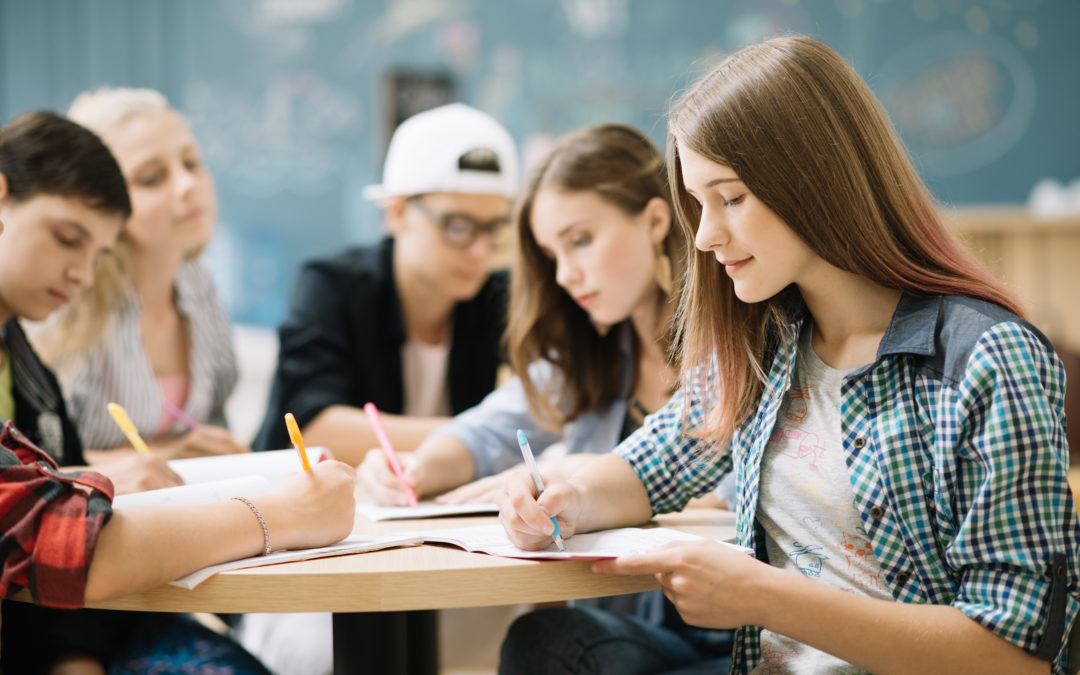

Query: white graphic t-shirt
<box><xmin>752</xmin><ymin>328</ymin><xmax>893</xmax><ymax>674</ymax></box>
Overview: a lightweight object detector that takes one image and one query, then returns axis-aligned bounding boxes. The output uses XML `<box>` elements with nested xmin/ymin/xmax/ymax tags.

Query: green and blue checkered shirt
<box><xmin>618</xmin><ymin>293</ymin><xmax>1079</xmax><ymax>673</ymax></box>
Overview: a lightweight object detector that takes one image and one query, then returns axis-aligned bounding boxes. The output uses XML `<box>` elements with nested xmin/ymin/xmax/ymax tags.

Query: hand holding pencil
<box><xmin>284</xmin><ymin>412</ymin><xmax>312</xmax><ymax>471</ymax></box>
<box><xmin>360</xmin><ymin>403</ymin><xmax>419</xmax><ymax>506</ymax></box>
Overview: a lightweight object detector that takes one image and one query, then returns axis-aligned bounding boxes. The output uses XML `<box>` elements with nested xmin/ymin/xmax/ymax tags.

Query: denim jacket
<box><xmin>434</xmin><ymin>324</ymin><xmax>635</xmax><ymax>478</ymax></box>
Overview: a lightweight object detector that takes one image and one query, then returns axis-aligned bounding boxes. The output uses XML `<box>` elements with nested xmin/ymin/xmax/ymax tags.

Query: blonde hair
<box><xmin>36</xmin><ymin>88</ymin><xmax>182</xmax><ymax>365</ymax></box>
<box><xmin>668</xmin><ymin>36</ymin><xmax>1022</xmax><ymax>445</ymax></box>
<box><xmin>68</xmin><ymin>87</ymin><xmax>171</xmax><ymax>138</ymax></box>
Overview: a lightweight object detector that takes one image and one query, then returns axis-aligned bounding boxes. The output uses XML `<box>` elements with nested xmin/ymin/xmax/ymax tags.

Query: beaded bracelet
<box><xmin>232</xmin><ymin>496</ymin><xmax>272</xmax><ymax>555</ymax></box>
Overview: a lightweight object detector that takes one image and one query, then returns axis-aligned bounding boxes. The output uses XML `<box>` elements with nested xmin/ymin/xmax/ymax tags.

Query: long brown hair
<box><xmin>668</xmin><ymin>36</ymin><xmax>1023</xmax><ymax>443</ymax></box>
<box><xmin>508</xmin><ymin>123</ymin><xmax>686</xmax><ymax>430</ymax></box>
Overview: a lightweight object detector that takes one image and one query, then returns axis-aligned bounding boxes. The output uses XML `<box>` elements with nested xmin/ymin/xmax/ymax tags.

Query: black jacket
<box><xmin>3</xmin><ymin>318</ymin><xmax>84</xmax><ymax>466</ymax></box>
<box><xmin>254</xmin><ymin>238</ymin><xmax>508</xmax><ymax>451</ymax></box>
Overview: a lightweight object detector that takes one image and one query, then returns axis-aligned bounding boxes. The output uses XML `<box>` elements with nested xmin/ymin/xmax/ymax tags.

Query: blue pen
<box><xmin>516</xmin><ymin>429</ymin><xmax>566</xmax><ymax>551</ymax></box>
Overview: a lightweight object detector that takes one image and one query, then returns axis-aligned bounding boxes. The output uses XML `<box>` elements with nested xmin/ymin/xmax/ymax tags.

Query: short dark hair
<box><xmin>0</xmin><ymin>110</ymin><xmax>131</xmax><ymax>218</ymax></box>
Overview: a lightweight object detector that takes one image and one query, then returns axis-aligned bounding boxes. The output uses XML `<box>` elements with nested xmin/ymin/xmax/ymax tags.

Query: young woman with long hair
<box><xmin>497</xmin><ymin>36</ymin><xmax>1078</xmax><ymax>674</ymax></box>
<box><xmin>360</xmin><ymin>123</ymin><xmax>707</xmax><ymax>505</ymax></box>
<box><xmin>361</xmin><ymin>121</ymin><xmax>734</xmax><ymax>675</ymax></box>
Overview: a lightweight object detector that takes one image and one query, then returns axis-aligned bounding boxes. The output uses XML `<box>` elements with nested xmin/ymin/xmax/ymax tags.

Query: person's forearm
<box><xmin>569</xmin><ymin>454</ymin><xmax>653</xmax><ymax>532</ymax></box>
<box><xmin>538</xmin><ymin>453</ymin><xmax>601</xmax><ymax>483</ymax></box>
<box><xmin>303</xmin><ymin>405</ymin><xmax>449</xmax><ymax>466</ymax></box>
<box><xmin>84</xmin><ymin>500</ymin><xmax>267</xmax><ymax>602</ymax></box>
<box><xmin>756</xmin><ymin>565</ymin><xmax>1049</xmax><ymax>674</ymax></box>
<box><xmin>414</xmin><ymin>435</ymin><xmax>477</xmax><ymax>497</ymax></box>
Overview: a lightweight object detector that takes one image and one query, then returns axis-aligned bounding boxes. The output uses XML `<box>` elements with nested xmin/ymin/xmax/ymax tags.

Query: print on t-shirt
<box><xmin>753</xmin><ymin>330</ymin><xmax>892</xmax><ymax>674</ymax></box>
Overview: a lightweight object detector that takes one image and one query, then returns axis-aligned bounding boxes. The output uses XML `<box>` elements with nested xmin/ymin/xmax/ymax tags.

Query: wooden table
<box><xmin>79</xmin><ymin>508</ymin><xmax>738</xmax><ymax>674</ymax></box>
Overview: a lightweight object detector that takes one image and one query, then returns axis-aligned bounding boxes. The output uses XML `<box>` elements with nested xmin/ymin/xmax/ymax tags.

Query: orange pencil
<box><xmin>284</xmin><ymin>412</ymin><xmax>312</xmax><ymax>471</ymax></box>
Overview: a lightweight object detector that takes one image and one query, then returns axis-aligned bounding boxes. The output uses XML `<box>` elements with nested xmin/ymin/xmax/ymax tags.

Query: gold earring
<box><xmin>654</xmin><ymin>249</ymin><xmax>673</xmax><ymax>296</ymax></box>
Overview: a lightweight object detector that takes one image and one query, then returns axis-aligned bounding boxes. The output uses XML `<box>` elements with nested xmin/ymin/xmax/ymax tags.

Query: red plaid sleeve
<box><xmin>0</xmin><ymin>420</ymin><xmax>113</xmax><ymax>609</ymax></box>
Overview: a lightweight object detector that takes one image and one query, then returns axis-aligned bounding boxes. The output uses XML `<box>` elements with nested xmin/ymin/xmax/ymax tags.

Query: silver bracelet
<box><xmin>232</xmin><ymin>496</ymin><xmax>272</xmax><ymax>555</ymax></box>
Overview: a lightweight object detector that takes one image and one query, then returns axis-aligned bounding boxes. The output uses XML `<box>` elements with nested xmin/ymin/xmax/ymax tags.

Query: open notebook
<box><xmin>355</xmin><ymin>502</ymin><xmax>499</xmax><ymax>521</ymax></box>
<box><xmin>170</xmin><ymin>533</ymin><xmax>424</xmax><ymax>589</ymax></box>
<box><xmin>169</xmin><ymin>523</ymin><xmax>751</xmax><ymax>588</ymax></box>
<box><xmin>112</xmin><ymin>448</ymin><xmax>330</xmax><ymax>509</ymax></box>
<box><xmin>409</xmin><ymin>524</ymin><xmax>754</xmax><ymax>561</ymax></box>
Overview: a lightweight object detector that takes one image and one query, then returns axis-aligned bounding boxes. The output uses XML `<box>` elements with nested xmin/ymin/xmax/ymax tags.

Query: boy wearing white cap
<box><xmin>254</xmin><ymin>103</ymin><xmax>518</xmax><ymax>465</ymax></box>
<box><xmin>241</xmin><ymin>104</ymin><xmax>516</xmax><ymax>675</ymax></box>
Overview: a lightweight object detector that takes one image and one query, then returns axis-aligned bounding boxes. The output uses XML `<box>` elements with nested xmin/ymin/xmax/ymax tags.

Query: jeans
<box><xmin>498</xmin><ymin>606</ymin><xmax>733</xmax><ymax>675</ymax></box>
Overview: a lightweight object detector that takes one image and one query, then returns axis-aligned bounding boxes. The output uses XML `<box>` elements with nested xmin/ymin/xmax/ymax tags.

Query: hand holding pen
<box><xmin>495</xmin><ymin>430</ymin><xmax>573</xmax><ymax>551</ymax></box>
<box><xmin>363</xmin><ymin>403</ymin><xmax>418</xmax><ymax>506</ymax></box>
<box><xmin>515</xmin><ymin>430</ymin><xmax>565</xmax><ymax>551</ymax></box>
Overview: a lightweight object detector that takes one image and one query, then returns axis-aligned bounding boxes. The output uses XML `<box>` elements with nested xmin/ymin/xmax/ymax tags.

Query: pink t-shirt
<box><xmin>155</xmin><ymin>373</ymin><xmax>191</xmax><ymax>437</ymax></box>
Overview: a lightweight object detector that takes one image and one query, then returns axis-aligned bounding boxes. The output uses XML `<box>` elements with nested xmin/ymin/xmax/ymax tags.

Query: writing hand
<box><xmin>165</xmin><ymin>425</ymin><xmax>250</xmax><ymax>458</ymax></box>
<box><xmin>495</xmin><ymin>469</ymin><xmax>580</xmax><ymax>550</ymax></box>
<box><xmin>358</xmin><ymin>448</ymin><xmax>422</xmax><ymax>505</ymax></box>
<box><xmin>261</xmin><ymin>460</ymin><xmax>357</xmax><ymax>550</ymax></box>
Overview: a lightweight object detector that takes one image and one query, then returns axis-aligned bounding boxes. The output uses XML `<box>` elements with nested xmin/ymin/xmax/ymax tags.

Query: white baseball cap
<box><xmin>362</xmin><ymin>103</ymin><xmax>519</xmax><ymax>201</ymax></box>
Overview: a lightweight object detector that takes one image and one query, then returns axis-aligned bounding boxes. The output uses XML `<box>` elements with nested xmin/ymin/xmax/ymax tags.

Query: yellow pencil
<box><xmin>106</xmin><ymin>402</ymin><xmax>150</xmax><ymax>454</ymax></box>
<box><xmin>284</xmin><ymin>412</ymin><xmax>312</xmax><ymax>471</ymax></box>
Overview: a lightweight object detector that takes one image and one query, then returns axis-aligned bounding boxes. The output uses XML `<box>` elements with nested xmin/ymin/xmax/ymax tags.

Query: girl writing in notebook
<box><xmin>0</xmin><ymin>110</ymin><xmax>356</xmax><ymax>675</ymax></box>
<box><xmin>360</xmin><ymin>123</ymin><xmax>730</xmax><ymax>508</ymax></box>
<box><xmin>359</xmin><ymin>122</ymin><xmax>734</xmax><ymax>672</ymax></box>
<box><xmin>497</xmin><ymin>36</ymin><xmax>1079</xmax><ymax>674</ymax></box>
<box><xmin>33</xmin><ymin>88</ymin><xmax>248</xmax><ymax>471</ymax></box>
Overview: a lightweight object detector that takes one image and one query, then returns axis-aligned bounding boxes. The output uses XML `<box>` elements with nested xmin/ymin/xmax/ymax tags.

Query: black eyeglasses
<box><xmin>408</xmin><ymin>197</ymin><xmax>511</xmax><ymax>249</ymax></box>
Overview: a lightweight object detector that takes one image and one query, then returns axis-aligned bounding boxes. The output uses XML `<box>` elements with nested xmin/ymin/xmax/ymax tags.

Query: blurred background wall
<box><xmin>2</xmin><ymin>0</ymin><xmax>1077</xmax><ymax>328</ymax></box>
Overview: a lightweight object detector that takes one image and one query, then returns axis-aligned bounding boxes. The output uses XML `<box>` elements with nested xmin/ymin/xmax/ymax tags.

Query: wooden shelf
<box><xmin>943</xmin><ymin>205</ymin><xmax>1080</xmax><ymax>234</ymax></box>
<box><xmin>940</xmin><ymin>205</ymin><xmax>1080</xmax><ymax>354</ymax></box>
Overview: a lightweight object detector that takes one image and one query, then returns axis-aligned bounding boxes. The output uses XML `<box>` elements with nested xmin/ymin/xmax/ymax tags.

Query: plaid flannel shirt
<box><xmin>0</xmin><ymin>420</ymin><xmax>113</xmax><ymax>609</ymax></box>
<box><xmin>618</xmin><ymin>293</ymin><xmax>1080</xmax><ymax>674</ymax></box>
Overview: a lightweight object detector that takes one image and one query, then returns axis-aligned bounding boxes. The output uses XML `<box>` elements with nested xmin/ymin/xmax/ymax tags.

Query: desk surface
<box><xmin>78</xmin><ymin>508</ymin><xmax>736</xmax><ymax>614</ymax></box>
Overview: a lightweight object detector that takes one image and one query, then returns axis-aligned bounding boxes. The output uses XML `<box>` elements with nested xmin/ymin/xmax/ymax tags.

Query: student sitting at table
<box><xmin>253</xmin><ymin>102</ymin><xmax>518</xmax><ymax>466</ymax></box>
<box><xmin>496</xmin><ymin>36</ymin><xmax>1080</xmax><ymax>674</ymax></box>
<box><xmin>358</xmin><ymin>121</ymin><xmax>732</xmax><ymax>506</ymax></box>
<box><xmin>0</xmin><ymin>420</ymin><xmax>355</xmax><ymax>675</ymax></box>
<box><xmin>238</xmin><ymin>102</ymin><xmax>518</xmax><ymax>675</ymax></box>
<box><xmin>0</xmin><ymin>110</ymin><xmax>355</xmax><ymax>675</ymax></box>
<box><xmin>32</xmin><ymin>88</ymin><xmax>248</xmax><ymax>484</ymax></box>
<box><xmin>359</xmin><ymin>121</ymin><xmax>734</xmax><ymax>668</ymax></box>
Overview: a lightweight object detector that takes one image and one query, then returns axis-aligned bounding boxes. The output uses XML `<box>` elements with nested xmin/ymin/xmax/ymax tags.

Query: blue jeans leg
<box><xmin>498</xmin><ymin>607</ymin><xmax>731</xmax><ymax>675</ymax></box>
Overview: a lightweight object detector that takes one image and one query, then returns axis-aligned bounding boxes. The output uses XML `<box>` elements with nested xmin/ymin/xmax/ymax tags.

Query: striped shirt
<box><xmin>50</xmin><ymin>260</ymin><xmax>238</xmax><ymax>451</ymax></box>
<box><xmin>617</xmin><ymin>293</ymin><xmax>1080</xmax><ymax>674</ymax></box>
